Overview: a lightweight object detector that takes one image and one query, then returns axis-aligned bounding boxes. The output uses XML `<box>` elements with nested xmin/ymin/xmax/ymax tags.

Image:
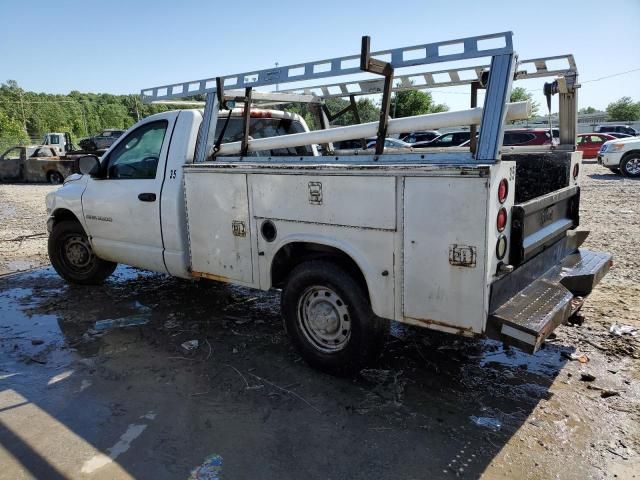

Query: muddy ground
<box><xmin>0</xmin><ymin>163</ymin><xmax>638</xmax><ymax>479</ymax></box>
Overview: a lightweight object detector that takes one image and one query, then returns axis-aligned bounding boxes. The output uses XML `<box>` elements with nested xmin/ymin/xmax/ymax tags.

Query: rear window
<box><xmin>504</xmin><ymin>132</ymin><xmax>535</xmax><ymax>145</ymax></box>
<box><xmin>215</xmin><ymin>117</ymin><xmax>312</xmax><ymax>156</ymax></box>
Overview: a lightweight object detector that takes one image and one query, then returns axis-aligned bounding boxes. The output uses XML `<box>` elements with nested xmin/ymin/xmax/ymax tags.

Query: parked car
<box><xmin>79</xmin><ymin>129</ymin><xmax>125</xmax><ymax>151</ymax></box>
<box><xmin>603</xmin><ymin>132</ymin><xmax>633</xmax><ymax>139</ymax></box>
<box><xmin>400</xmin><ymin>130</ymin><xmax>440</xmax><ymax>144</ymax></box>
<box><xmin>595</xmin><ymin>125</ymin><xmax>638</xmax><ymax>136</ymax></box>
<box><xmin>0</xmin><ymin>146</ymin><xmax>75</xmax><ymax>183</ymax></box>
<box><xmin>333</xmin><ymin>139</ymin><xmax>366</xmax><ymax>150</ymax></box>
<box><xmin>598</xmin><ymin>137</ymin><xmax>640</xmax><ymax>177</ymax></box>
<box><xmin>503</xmin><ymin>129</ymin><xmax>553</xmax><ymax>146</ymax></box>
<box><xmin>412</xmin><ymin>131</ymin><xmax>471</xmax><ymax>148</ymax></box>
<box><xmin>364</xmin><ymin>138</ymin><xmax>412</xmax><ymax>149</ymax></box>
<box><xmin>576</xmin><ymin>133</ymin><xmax>617</xmax><ymax>159</ymax></box>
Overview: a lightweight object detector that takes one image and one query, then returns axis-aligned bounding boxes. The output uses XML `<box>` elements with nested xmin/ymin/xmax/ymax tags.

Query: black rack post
<box><xmin>240</xmin><ymin>87</ymin><xmax>253</xmax><ymax>156</ymax></box>
<box><xmin>360</xmin><ymin>36</ymin><xmax>394</xmax><ymax>155</ymax></box>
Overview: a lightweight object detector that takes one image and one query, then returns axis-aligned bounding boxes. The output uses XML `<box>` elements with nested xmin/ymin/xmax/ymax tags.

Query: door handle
<box><xmin>138</xmin><ymin>193</ymin><xmax>156</xmax><ymax>202</ymax></box>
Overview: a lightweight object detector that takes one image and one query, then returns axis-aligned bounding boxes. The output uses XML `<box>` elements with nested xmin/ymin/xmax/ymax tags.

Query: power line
<box><xmin>582</xmin><ymin>67</ymin><xmax>640</xmax><ymax>83</ymax></box>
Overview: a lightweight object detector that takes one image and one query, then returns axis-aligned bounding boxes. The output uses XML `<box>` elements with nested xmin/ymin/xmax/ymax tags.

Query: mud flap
<box><xmin>489</xmin><ymin>248</ymin><xmax>611</xmax><ymax>353</ymax></box>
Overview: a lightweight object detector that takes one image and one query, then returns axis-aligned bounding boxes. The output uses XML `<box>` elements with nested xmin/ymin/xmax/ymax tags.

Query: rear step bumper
<box><xmin>488</xmin><ymin>243</ymin><xmax>611</xmax><ymax>354</ymax></box>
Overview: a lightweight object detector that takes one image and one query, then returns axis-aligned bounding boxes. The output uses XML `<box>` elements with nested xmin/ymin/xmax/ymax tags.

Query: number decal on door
<box><xmin>169</xmin><ymin>169</ymin><xmax>177</xmax><ymax>179</ymax></box>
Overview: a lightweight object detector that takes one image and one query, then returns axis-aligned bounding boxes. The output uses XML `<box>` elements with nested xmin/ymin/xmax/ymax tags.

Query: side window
<box><xmin>106</xmin><ymin>120</ymin><xmax>168</xmax><ymax>180</ymax></box>
<box><xmin>435</xmin><ymin>134</ymin><xmax>453</xmax><ymax>146</ymax></box>
<box><xmin>4</xmin><ymin>148</ymin><xmax>22</xmax><ymax>160</ymax></box>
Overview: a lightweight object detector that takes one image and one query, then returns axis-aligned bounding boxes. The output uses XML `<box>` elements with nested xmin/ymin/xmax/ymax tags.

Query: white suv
<box><xmin>597</xmin><ymin>137</ymin><xmax>640</xmax><ymax>177</ymax></box>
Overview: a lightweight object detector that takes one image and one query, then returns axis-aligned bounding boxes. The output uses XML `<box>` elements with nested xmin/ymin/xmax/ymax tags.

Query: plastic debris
<box><xmin>181</xmin><ymin>340</ymin><xmax>199</xmax><ymax>351</ymax></box>
<box><xmin>94</xmin><ymin>315</ymin><xmax>149</xmax><ymax>331</ymax></box>
<box><xmin>561</xmin><ymin>351</ymin><xmax>589</xmax><ymax>363</ymax></box>
<box><xmin>609</xmin><ymin>324</ymin><xmax>637</xmax><ymax>336</ymax></box>
<box><xmin>469</xmin><ymin>416</ymin><xmax>502</xmax><ymax>431</ymax></box>
<box><xmin>189</xmin><ymin>454</ymin><xmax>223</xmax><ymax>480</ymax></box>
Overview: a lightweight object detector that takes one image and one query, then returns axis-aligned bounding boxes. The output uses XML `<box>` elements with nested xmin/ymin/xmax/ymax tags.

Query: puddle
<box><xmin>94</xmin><ymin>301</ymin><xmax>152</xmax><ymax>331</ymax></box>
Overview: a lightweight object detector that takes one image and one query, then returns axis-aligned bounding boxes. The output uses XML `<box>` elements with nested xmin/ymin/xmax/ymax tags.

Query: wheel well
<box><xmin>271</xmin><ymin>242</ymin><xmax>369</xmax><ymax>300</ymax></box>
<box><xmin>621</xmin><ymin>150</ymin><xmax>640</xmax><ymax>160</ymax></box>
<box><xmin>52</xmin><ymin>208</ymin><xmax>81</xmax><ymax>226</ymax></box>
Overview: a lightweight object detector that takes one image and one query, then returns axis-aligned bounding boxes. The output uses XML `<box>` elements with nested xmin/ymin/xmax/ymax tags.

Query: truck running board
<box><xmin>489</xmin><ymin>248</ymin><xmax>611</xmax><ymax>353</ymax></box>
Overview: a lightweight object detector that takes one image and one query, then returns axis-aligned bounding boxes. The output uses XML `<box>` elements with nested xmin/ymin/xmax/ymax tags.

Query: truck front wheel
<box><xmin>620</xmin><ymin>153</ymin><xmax>640</xmax><ymax>178</ymax></box>
<box><xmin>48</xmin><ymin>220</ymin><xmax>117</xmax><ymax>284</ymax></box>
<box><xmin>281</xmin><ymin>260</ymin><xmax>386</xmax><ymax>374</ymax></box>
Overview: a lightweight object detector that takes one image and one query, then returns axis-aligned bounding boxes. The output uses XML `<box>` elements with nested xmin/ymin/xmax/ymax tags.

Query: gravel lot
<box><xmin>0</xmin><ymin>163</ymin><xmax>638</xmax><ymax>479</ymax></box>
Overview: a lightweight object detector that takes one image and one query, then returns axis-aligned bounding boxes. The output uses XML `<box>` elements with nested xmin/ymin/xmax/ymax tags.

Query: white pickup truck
<box><xmin>45</xmin><ymin>33</ymin><xmax>611</xmax><ymax>374</ymax></box>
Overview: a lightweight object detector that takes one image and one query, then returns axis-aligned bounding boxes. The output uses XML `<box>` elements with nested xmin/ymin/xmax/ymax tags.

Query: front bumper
<box><xmin>488</xmin><ymin>232</ymin><xmax>611</xmax><ymax>353</ymax></box>
<box><xmin>598</xmin><ymin>151</ymin><xmax>623</xmax><ymax>168</ymax></box>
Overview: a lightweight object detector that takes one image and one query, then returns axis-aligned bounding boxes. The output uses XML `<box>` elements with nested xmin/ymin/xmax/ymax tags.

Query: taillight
<box><xmin>497</xmin><ymin>208</ymin><xmax>507</xmax><ymax>232</ymax></box>
<box><xmin>498</xmin><ymin>178</ymin><xmax>508</xmax><ymax>203</ymax></box>
<box><xmin>573</xmin><ymin>163</ymin><xmax>579</xmax><ymax>179</ymax></box>
<box><xmin>250</xmin><ymin>109</ymin><xmax>272</xmax><ymax>118</ymax></box>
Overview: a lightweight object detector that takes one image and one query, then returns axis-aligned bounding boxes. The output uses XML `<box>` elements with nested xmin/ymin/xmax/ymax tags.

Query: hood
<box><xmin>606</xmin><ymin>136</ymin><xmax>640</xmax><ymax>146</ymax></box>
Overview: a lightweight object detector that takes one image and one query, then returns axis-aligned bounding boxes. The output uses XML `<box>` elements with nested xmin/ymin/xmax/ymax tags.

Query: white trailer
<box><xmin>46</xmin><ymin>32</ymin><xmax>611</xmax><ymax>374</ymax></box>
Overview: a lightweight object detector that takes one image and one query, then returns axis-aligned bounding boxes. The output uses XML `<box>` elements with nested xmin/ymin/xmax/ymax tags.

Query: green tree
<box><xmin>0</xmin><ymin>110</ymin><xmax>29</xmax><ymax>152</ymax></box>
<box><xmin>391</xmin><ymin>90</ymin><xmax>448</xmax><ymax>118</ymax></box>
<box><xmin>578</xmin><ymin>106</ymin><xmax>598</xmax><ymax>114</ymax></box>
<box><xmin>510</xmin><ymin>87</ymin><xmax>539</xmax><ymax>117</ymax></box>
<box><xmin>606</xmin><ymin>97</ymin><xmax>640</xmax><ymax>121</ymax></box>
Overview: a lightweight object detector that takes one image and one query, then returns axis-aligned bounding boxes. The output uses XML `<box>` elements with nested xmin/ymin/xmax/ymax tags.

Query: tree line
<box><xmin>1</xmin><ymin>77</ymin><xmax>637</xmax><ymax>154</ymax></box>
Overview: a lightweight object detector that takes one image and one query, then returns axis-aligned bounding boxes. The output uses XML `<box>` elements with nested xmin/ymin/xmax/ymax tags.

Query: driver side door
<box><xmin>81</xmin><ymin>114</ymin><xmax>178</xmax><ymax>273</ymax></box>
<box><xmin>0</xmin><ymin>147</ymin><xmax>24</xmax><ymax>180</ymax></box>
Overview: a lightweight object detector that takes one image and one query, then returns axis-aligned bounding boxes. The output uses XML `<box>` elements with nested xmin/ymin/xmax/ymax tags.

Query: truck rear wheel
<box><xmin>48</xmin><ymin>220</ymin><xmax>117</xmax><ymax>285</ymax></box>
<box><xmin>281</xmin><ymin>260</ymin><xmax>386</xmax><ymax>375</ymax></box>
<box><xmin>47</xmin><ymin>171</ymin><xmax>64</xmax><ymax>184</ymax></box>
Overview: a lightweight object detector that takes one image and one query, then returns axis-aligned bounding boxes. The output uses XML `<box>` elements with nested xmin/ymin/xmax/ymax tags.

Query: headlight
<box><xmin>611</xmin><ymin>144</ymin><xmax>626</xmax><ymax>152</ymax></box>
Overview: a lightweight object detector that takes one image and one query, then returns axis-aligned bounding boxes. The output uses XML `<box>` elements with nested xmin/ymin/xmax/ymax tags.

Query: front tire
<box><xmin>620</xmin><ymin>154</ymin><xmax>640</xmax><ymax>178</ymax></box>
<box><xmin>281</xmin><ymin>260</ymin><xmax>386</xmax><ymax>375</ymax></box>
<box><xmin>48</xmin><ymin>220</ymin><xmax>117</xmax><ymax>284</ymax></box>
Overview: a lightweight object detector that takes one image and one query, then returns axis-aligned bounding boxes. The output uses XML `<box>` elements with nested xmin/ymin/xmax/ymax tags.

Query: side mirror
<box><xmin>77</xmin><ymin>155</ymin><xmax>101</xmax><ymax>176</ymax></box>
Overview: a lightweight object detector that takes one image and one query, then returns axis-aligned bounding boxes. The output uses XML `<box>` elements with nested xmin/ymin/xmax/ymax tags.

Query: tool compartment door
<box><xmin>403</xmin><ymin>177</ymin><xmax>488</xmax><ymax>333</ymax></box>
<box><xmin>184</xmin><ymin>171</ymin><xmax>253</xmax><ymax>284</ymax></box>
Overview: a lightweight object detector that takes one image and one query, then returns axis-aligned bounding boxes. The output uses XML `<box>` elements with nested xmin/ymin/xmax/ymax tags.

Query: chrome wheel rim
<box><xmin>625</xmin><ymin>157</ymin><xmax>640</xmax><ymax>176</ymax></box>
<box><xmin>297</xmin><ymin>285</ymin><xmax>351</xmax><ymax>353</ymax></box>
<box><xmin>63</xmin><ymin>234</ymin><xmax>94</xmax><ymax>270</ymax></box>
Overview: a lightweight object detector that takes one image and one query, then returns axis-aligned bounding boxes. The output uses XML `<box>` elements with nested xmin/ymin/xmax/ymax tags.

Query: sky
<box><xmin>1</xmin><ymin>0</ymin><xmax>639</xmax><ymax>114</ymax></box>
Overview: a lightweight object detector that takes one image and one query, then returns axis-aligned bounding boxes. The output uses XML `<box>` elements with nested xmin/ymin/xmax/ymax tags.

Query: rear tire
<box><xmin>281</xmin><ymin>260</ymin><xmax>386</xmax><ymax>375</ymax></box>
<box><xmin>620</xmin><ymin>154</ymin><xmax>640</xmax><ymax>178</ymax></box>
<box><xmin>48</xmin><ymin>220</ymin><xmax>117</xmax><ymax>284</ymax></box>
<box><xmin>47</xmin><ymin>171</ymin><xmax>64</xmax><ymax>184</ymax></box>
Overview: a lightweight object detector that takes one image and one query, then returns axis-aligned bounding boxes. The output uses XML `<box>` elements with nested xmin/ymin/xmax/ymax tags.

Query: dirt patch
<box><xmin>0</xmin><ymin>183</ymin><xmax>56</xmax><ymax>275</ymax></box>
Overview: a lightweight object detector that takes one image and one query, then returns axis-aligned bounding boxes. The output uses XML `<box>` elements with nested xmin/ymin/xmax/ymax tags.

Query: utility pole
<box><xmin>18</xmin><ymin>90</ymin><xmax>27</xmax><ymax>131</ymax></box>
<box><xmin>275</xmin><ymin>62</ymin><xmax>279</xmax><ymax>92</ymax></box>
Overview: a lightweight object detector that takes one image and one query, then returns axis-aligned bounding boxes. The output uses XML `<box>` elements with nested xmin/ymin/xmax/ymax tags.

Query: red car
<box><xmin>503</xmin><ymin>129</ymin><xmax>553</xmax><ymax>146</ymax></box>
<box><xmin>577</xmin><ymin>133</ymin><xmax>617</xmax><ymax>159</ymax></box>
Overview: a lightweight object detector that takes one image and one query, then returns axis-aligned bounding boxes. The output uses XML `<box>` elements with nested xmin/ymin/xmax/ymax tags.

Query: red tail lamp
<box><xmin>497</xmin><ymin>207</ymin><xmax>507</xmax><ymax>232</ymax></box>
<box><xmin>498</xmin><ymin>178</ymin><xmax>508</xmax><ymax>203</ymax></box>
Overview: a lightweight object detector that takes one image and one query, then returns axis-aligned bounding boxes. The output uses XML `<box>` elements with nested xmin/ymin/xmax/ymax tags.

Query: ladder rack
<box><xmin>140</xmin><ymin>32</ymin><xmax>513</xmax><ymax>103</ymax></box>
<box><xmin>138</xmin><ymin>32</ymin><xmax>578</xmax><ymax>163</ymax></box>
<box><xmin>278</xmin><ymin>54</ymin><xmax>576</xmax><ymax>99</ymax></box>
